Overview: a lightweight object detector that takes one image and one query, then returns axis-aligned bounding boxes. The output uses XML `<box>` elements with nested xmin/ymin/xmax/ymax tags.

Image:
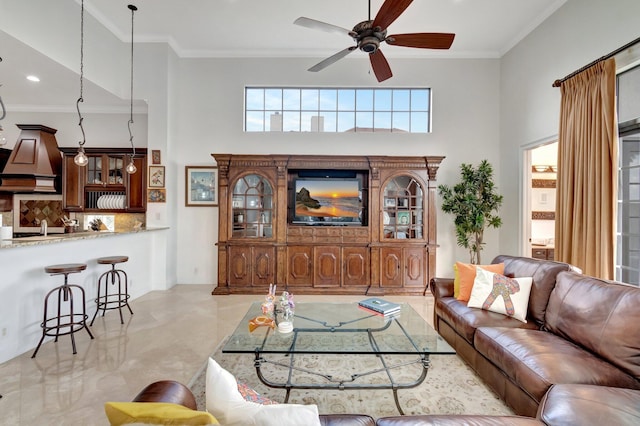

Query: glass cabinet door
<box><xmin>231</xmin><ymin>174</ymin><xmax>273</xmax><ymax>238</ymax></box>
<box><xmin>382</xmin><ymin>175</ymin><xmax>424</xmax><ymax>240</ymax></box>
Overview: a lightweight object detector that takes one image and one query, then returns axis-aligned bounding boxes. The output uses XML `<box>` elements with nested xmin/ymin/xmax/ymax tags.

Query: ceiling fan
<box><xmin>294</xmin><ymin>0</ymin><xmax>455</xmax><ymax>82</ymax></box>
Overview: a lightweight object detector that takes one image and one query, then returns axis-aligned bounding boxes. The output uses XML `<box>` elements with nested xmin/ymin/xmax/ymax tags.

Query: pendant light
<box><xmin>125</xmin><ymin>4</ymin><xmax>138</xmax><ymax>174</ymax></box>
<box><xmin>73</xmin><ymin>0</ymin><xmax>88</xmax><ymax>167</ymax></box>
<box><xmin>0</xmin><ymin>57</ymin><xmax>7</xmax><ymax>146</ymax></box>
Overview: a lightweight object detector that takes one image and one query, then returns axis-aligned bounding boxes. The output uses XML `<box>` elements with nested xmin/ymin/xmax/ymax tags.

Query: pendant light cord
<box><xmin>128</xmin><ymin>4</ymin><xmax>137</xmax><ymax>159</ymax></box>
<box><xmin>76</xmin><ymin>0</ymin><xmax>86</xmax><ymax>148</ymax></box>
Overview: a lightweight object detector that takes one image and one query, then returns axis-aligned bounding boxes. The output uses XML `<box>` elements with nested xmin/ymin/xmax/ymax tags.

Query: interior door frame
<box><xmin>520</xmin><ymin>135</ymin><xmax>558</xmax><ymax>258</ymax></box>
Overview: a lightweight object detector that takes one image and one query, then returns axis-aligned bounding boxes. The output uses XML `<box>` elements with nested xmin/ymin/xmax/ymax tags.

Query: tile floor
<box><xmin>0</xmin><ymin>285</ymin><xmax>434</xmax><ymax>425</ymax></box>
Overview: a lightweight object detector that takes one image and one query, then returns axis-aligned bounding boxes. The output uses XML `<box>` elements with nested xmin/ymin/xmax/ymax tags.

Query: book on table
<box><xmin>358</xmin><ymin>297</ymin><xmax>401</xmax><ymax>315</ymax></box>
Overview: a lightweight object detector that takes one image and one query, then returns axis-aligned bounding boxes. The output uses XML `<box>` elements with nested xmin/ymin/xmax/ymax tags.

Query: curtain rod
<box><xmin>552</xmin><ymin>36</ymin><xmax>640</xmax><ymax>87</ymax></box>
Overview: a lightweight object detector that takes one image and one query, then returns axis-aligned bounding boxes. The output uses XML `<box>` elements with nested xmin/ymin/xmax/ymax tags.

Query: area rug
<box><xmin>189</xmin><ymin>340</ymin><xmax>514</xmax><ymax>419</ymax></box>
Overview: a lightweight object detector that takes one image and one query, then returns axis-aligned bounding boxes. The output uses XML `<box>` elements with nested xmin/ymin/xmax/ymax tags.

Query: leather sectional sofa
<box><xmin>430</xmin><ymin>255</ymin><xmax>640</xmax><ymax>418</ymax></box>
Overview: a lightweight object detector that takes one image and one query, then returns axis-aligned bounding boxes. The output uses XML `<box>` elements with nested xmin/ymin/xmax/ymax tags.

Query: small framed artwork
<box><xmin>149</xmin><ymin>166</ymin><xmax>165</xmax><ymax>188</ymax></box>
<box><xmin>396</xmin><ymin>211</ymin><xmax>411</xmax><ymax>226</ymax></box>
<box><xmin>384</xmin><ymin>198</ymin><xmax>396</xmax><ymax>208</ymax></box>
<box><xmin>151</xmin><ymin>149</ymin><xmax>161</xmax><ymax>165</ymax></box>
<box><xmin>148</xmin><ymin>188</ymin><xmax>166</xmax><ymax>203</ymax></box>
<box><xmin>186</xmin><ymin>166</ymin><xmax>218</xmax><ymax>206</ymax></box>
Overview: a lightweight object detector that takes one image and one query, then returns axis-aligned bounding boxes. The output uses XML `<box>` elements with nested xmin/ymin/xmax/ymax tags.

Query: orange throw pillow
<box><xmin>455</xmin><ymin>262</ymin><xmax>505</xmax><ymax>302</ymax></box>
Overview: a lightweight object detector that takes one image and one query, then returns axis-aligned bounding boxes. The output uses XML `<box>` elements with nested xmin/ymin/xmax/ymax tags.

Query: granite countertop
<box><xmin>0</xmin><ymin>227</ymin><xmax>169</xmax><ymax>249</ymax></box>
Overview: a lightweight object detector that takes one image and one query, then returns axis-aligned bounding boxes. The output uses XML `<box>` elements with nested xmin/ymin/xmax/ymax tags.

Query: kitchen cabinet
<box><xmin>61</xmin><ymin>148</ymin><xmax>147</xmax><ymax>212</ymax></box>
<box><xmin>213</xmin><ymin>154</ymin><xmax>443</xmax><ymax>296</ymax></box>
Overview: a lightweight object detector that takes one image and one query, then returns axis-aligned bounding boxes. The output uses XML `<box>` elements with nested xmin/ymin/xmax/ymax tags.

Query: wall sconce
<box><xmin>124</xmin><ymin>4</ymin><xmax>138</xmax><ymax>175</ymax></box>
<box><xmin>73</xmin><ymin>0</ymin><xmax>88</xmax><ymax>167</ymax></box>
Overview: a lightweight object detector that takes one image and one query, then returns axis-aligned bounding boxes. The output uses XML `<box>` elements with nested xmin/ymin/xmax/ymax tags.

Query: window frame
<box><xmin>244</xmin><ymin>86</ymin><xmax>432</xmax><ymax>133</ymax></box>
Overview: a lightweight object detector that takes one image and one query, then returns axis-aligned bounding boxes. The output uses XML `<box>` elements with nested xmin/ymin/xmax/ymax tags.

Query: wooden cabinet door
<box><xmin>253</xmin><ymin>246</ymin><xmax>275</xmax><ymax>286</ymax></box>
<box><xmin>62</xmin><ymin>154</ymin><xmax>84</xmax><ymax>211</ymax></box>
<box><xmin>314</xmin><ymin>246</ymin><xmax>340</xmax><ymax>287</ymax></box>
<box><xmin>126</xmin><ymin>156</ymin><xmax>146</xmax><ymax>212</ymax></box>
<box><xmin>380</xmin><ymin>247</ymin><xmax>403</xmax><ymax>287</ymax></box>
<box><xmin>228</xmin><ymin>246</ymin><xmax>252</xmax><ymax>286</ymax></box>
<box><xmin>404</xmin><ymin>247</ymin><xmax>425</xmax><ymax>287</ymax></box>
<box><xmin>343</xmin><ymin>247</ymin><xmax>369</xmax><ymax>287</ymax></box>
<box><xmin>287</xmin><ymin>246</ymin><xmax>313</xmax><ymax>286</ymax></box>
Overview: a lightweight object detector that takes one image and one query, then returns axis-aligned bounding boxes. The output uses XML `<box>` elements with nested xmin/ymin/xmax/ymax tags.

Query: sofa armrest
<box><xmin>132</xmin><ymin>380</ymin><xmax>198</xmax><ymax>410</ymax></box>
<box><xmin>429</xmin><ymin>277</ymin><xmax>454</xmax><ymax>299</ymax></box>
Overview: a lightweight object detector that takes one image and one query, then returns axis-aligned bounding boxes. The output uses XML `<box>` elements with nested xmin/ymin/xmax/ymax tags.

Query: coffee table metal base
<box><xmin>253</xmin><ymin>349</ymin><xmax>431</xmax><ymax>415</ymax></box>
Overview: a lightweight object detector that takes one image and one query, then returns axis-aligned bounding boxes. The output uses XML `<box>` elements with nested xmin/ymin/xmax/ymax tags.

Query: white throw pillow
<box><xmin>468</xmin><ymin>267</ymin><xmax>533</xmax><ymax>323</ymax></box>
<box><xmin>205</xmin><ymin>358</ymin><xmax>321</xmax><ymax>426</ymax></box>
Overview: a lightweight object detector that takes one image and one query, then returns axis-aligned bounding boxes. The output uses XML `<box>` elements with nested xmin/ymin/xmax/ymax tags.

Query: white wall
<box><xmin>173</xmin><ymin>56</ymin><xmax>500</xmax><ymax>283</ymax></box>
<box><xmin>0</xmin><ymin>112</ymin><xmax>148</xmax><ymax>150</ymax></box>
<box><xmin>500</xmin><ymin>0</ymin><xmax>640</xmax><ymax>255</ymax></box>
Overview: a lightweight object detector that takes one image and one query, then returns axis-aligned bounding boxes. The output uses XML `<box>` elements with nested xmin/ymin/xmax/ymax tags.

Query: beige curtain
<box><xmin>556</xmin><ymin>58</ymin><xmax>617</xmax><ymax>279</ymax></box>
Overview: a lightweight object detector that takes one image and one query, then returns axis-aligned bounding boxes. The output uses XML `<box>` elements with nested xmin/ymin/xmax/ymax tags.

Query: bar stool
<box><xmin>32</xmin><ymin>263</ymin><xmax>95</xmax><ymax>358</ymax></box>
<box><xmin>91</xmin><ymin>256</ymin><xmax>133</xmax><ymax>325</ymax></box>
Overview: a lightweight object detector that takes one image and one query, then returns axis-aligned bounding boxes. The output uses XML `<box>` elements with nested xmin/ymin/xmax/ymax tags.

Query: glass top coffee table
<box><xmin>223</xmin><ymin>301</ymin><xmax>455</xmax><ymax>414</ymax></box>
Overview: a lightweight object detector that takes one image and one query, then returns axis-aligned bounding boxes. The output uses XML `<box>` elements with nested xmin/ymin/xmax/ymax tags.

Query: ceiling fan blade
<box><xmin>308</xmin><ymin>46</ymin><xmax>357</xmax><ymax>72</ymax></box>
<box><xmin>294</xmin><ymin>17</ymin><xmax>356</xmax><ymax>38</ymax></box>
<box><xmin>369</xmin><ymin>50</ymin><xmax>393</xmax><ymax>82</ymax></box>
<box><xmin>386</xmin><ymin>33</ymin><xmax>455</xmax><ymax>49</ymax></box>
<box><xmin>372</xmin><ymin>0</ymin><xmax>414</xmax><ymax>30</ymax></box>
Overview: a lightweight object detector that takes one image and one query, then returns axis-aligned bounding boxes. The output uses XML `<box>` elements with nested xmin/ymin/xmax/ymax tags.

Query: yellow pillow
<box><xmin>105</xmin><ymin>402</ymin><xmax>219</xmax><ymax>425</ymax></box>
<box><xmin>455</xmin><ymin>262</ymin><xmax>505</xmax><ymax>302</ymax></box>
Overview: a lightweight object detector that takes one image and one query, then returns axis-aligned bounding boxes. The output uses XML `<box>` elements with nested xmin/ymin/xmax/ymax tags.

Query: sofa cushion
<box><xmin>205</xmin><ymin>358</ymin><xmax>321</xmax><ymax>426</ymax></box>
<box><xmin>538</xmin><ymin>384</ymin><xmax>640</xmax><ymax>426</ymax></box>
<box><xmin>493</xmin><ymin>255</ymin><xmax>574</xmax><ymax>326</ymax></box>
<box><xmin>474</xmin><ymin>327</ymin><xmax>640</xmax><ymax>403</ymax></box>
<box><xmin>544</xmin><ymin>271</ymin><xmax>640</xmax><ymax>381</ymax></box>
<box><xmin>436</xmin><ymin>297</ymin><xmax>537</xmax><ymax>345</ymax></box>
<box><xmin>455</xmin><ymin>262</ymin><xmax>505</xmax><ymax>302</ymax></box>
<box><xmin>468</xmin><ymin>269</ymin><xmax>533</xmax><ymax>323</ymax></box>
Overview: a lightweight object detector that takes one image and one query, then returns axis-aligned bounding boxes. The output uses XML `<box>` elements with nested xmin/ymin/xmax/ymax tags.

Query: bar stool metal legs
<box><xmin>91</xmin><ymin>256</ymin><xmax>133</xmax><ymax>325</ymax></box>
<box><xmin>32</xmin><ymin>263</ymin><xmax>95</xmax><ymax>358</ymax></box>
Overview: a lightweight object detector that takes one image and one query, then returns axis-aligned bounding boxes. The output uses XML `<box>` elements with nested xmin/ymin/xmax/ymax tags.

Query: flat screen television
<box><xmin>293</xmin><ymin>178</ymin><xmax>363</xmax><ymax>225</ymax></box>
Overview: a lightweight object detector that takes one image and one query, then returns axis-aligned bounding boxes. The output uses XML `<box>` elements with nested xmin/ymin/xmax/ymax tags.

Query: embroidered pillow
<box><xmin>455</xmin><ymin>262</ymin><xmax>505</xmax><ymax>302</ymax></box>
<box><xmin>468</xmin><ymin>267</ymin><xmax>533</xmax><ymax>323</ymax></box>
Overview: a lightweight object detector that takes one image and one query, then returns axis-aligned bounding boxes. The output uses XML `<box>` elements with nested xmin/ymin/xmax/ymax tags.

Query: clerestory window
<box><xmin>245</xmin><ymin>87</ymin><xmax>431</xmax><ymax>133</ymax></box>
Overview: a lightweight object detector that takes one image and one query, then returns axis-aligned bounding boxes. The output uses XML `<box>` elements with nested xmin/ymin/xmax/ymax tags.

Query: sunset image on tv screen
<box><xmin>295</xmin><ymin>180</ymin><xmax>360</xmax><ymax>219</ymax></box>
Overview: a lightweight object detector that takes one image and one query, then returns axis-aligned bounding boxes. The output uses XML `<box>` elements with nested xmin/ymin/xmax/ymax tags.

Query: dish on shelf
<box><xmin>383</xmin><ymin>211</ymin><xmax>390</xmax><ymax>225</ymax></box>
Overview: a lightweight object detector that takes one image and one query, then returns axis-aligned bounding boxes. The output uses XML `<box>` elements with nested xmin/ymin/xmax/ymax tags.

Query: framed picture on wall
<box><xmin>186</xmin><ymin>166</ymin><xmax>218</xmax><ymax>206</ymax></box>
<box><xmin>151</xmin><ymin>149</ymin><xmax>161</xmax><ymax>165</ymax></box>
<box><xmin>148</xmin><ymin>188</ymin><xmax>166</xmax><ymax>203</ymax></box>
<box><xmin>149</xmin><ymin>166</ymin><xmax>165</xmax><ymax>188</ymax></box>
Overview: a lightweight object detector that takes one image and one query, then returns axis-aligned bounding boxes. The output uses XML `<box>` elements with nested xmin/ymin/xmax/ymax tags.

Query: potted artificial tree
<box><xmin>438</xmin><ymin>159</ymin><xmax>503</xmax><ymax>264</ymax></box>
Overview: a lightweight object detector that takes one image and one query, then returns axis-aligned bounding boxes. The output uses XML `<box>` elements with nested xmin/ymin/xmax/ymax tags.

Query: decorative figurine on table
<box><xmin>248</xmin><ymin>284</ymin><xmax>277</xmax><ymax>332</ymax></box>
<box><xmin>277</xmin><ymin>290</ymin><xmax>295</xmax><ymax>333</ymax></box>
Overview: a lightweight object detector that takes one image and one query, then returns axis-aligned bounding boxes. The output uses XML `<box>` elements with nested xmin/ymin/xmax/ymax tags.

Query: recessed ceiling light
<box><xmin>26</xmin><ymin>75</ymin><xmax>40</xmax><ymax>82</ymax></box>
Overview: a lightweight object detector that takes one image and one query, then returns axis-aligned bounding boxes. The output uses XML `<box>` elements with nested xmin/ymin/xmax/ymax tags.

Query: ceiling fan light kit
<box><xmin>294</xmin><ymin>0</ymin><xmax>455</xmax><ymax>82</ymax></box>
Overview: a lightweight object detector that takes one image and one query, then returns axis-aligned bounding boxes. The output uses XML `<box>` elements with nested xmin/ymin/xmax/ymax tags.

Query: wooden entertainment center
<box><xmin>212</xmin><ymin>154</ymin><xmax>444</xmax><ymax>295</ymax></box>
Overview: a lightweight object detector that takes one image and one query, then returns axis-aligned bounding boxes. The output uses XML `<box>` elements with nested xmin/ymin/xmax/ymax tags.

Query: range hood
<box><xmin>0</xmin><ymin>124</ymin><xmax>62</xmax><ymax>193</ymax></box>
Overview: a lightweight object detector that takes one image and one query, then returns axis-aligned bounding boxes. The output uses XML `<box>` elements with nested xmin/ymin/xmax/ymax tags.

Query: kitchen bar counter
<box><xmin>0</xmin><ymin>226</ymin><xmax>170</xmax><ymax>363</ymax></box>
<box><xmin>0</xmin><ymin>227</ymin><xmax>169</xmax><ymax>248</ymax></box>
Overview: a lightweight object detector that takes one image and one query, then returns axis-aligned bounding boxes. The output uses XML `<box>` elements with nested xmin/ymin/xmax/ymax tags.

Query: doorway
<box><xmin>523</xmin><ymin>142</ymin><xmax>558</xmax><ymax>260</ymax></box>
